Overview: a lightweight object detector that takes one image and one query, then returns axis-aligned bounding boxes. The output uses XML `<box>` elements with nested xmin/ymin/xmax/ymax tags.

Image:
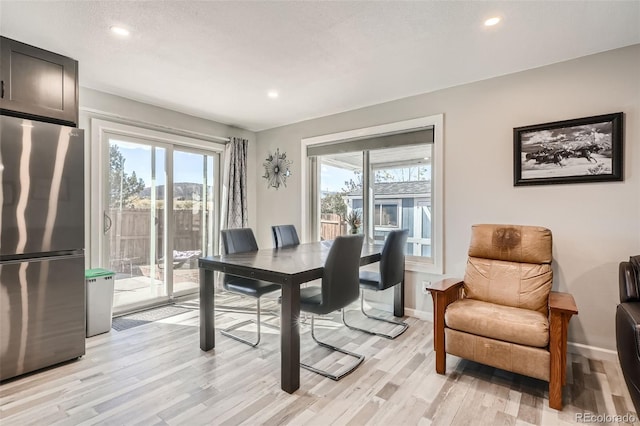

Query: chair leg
<box><xmin>342</xmin><ymin>291</ymin><xmax>409</xmax><ymax>339</ymax></box>
<box><xmin>220</xmin><ymin>298</ymin><xmax>279</xmax><ymax>347</ymax></box>
<box><xmin>300</xmin><ymin>316</ymin><xmax>365</xmax><ymax>381</ymax></box>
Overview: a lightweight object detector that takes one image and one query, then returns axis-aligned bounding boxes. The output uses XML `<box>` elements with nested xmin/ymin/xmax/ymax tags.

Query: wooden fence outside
<box><xmin>108</xmin><ymin>208</ymin><xmax>203</xmax><ymax>266</ymax></box>
<box><xmin>109</xmin><ymin>210</ymin><xmax>347</xmax><ymax>269</ymax></box>
<box><xmin>320</xmin><ymin>213</ymin><xmax>347</xmax><ymax>241</ymax></box>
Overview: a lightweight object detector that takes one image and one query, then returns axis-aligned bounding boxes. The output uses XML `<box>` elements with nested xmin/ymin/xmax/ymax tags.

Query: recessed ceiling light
<box><xmin>484</xmin><ymin>17</ymin><xmax>501</xmax><ymax>27</ymax></box>
<box><xmin>268</xmin><ymin>90</ymin><xmax>279</xmax><ymax>99</ymax></box>
<box><xmin>110</xmin><ymin>26</ymin><xmax>130</xmax><ymax>37</ymax></box>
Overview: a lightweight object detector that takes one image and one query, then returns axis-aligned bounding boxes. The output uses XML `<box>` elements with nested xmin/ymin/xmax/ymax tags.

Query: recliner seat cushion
<box><xmin>445</xmin><ymin>328</ymin><xmax>550</xmax><ymax>381</ymax></box>
<box><xmin>445</xmin><ymin>298</ymin><xmax>550</xmax><ymax>348</ymax></box>
<box><xmin>464</xmin><ymin>257</ymin><xmax>552</xmax><ymax>314</ymax></box>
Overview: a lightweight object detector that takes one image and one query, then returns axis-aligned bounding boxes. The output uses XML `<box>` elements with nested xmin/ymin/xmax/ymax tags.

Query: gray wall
<box><xmin>255</xmin><ymin>44</ymin><xmax>640</xmax><ymax>352</ymax></box>
<box><xmin>79</xmin><ymin>87</ymin><xmax>257</xmax><ymax>268</ymax></box>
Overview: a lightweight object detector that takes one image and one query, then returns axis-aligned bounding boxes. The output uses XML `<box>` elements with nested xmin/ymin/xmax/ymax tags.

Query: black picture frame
<box><xmin>514</xmin><ymin>112</ymin><xmax>623</xmax><ymax>186</ymax></box>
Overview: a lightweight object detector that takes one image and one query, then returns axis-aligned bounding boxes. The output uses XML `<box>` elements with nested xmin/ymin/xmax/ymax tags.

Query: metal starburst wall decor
<box><xmin>262</xmin><ymin>148</ymin><xmax>292</xmax><ymax>189</ymax></box>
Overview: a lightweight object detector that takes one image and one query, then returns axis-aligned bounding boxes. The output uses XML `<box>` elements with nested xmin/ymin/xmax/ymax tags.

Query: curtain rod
<box><xmin>80</xmin><ymin>108</ymin><xmax>231</xmax><ymax>143</ymax></box>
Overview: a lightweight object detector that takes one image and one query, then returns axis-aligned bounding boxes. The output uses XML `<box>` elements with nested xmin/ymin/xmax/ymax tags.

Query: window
<box><xmin>318</xmin><ymin>152</ymin><xmax>362</xmax><ymax>240</ymax></box>
<box><xmin>374</xmin><ymin>202</ymin><xmax>400</xmax><ymax>228</ymax></box>
<box><xmin>303</xmin><ymin>115</ymin><xmax>443</xmax><ymax>273</ymax></box>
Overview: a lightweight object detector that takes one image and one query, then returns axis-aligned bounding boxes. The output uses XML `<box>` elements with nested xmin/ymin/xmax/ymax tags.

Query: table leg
<box><xmin>394</xmin><ymin>270</ymin><xmax>405</xmax><ymax>317</ymax></box>
<box><xmin>200</xmin><ymin>268</ymin><xmax>215</xmax><ymax>351</ymax></box>
<box><xmin>280</xmin><ymin>284</ymin><xmax>300</xmax><ymax>393</ymax></box>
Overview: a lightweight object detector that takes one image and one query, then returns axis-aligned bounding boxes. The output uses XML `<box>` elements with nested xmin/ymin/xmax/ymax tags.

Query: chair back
<box><xmin>464</xmin><ymin>224</ymin><xmax>553</xmax><ymax>314</ymax></box>
<box><xmin>221</xmin><ymin>228</ymin><xmax>258</xmax><ymax>255</ymax></box>
<box><xmin>620</xmin><ymin>255</ymin><xmax>640</xmax><ymax>302</ymax></box>
<box><xmin>320</xmin><ymin>234</ymin><xmax>365</xmax><ymax>313</ymax></box>
<box><xmin>379</xmin><ymin>229</ymin><xmax>409</xmax><ymax>289</ymax></box>
<box><xmin>272</xmin><ymin>225</ymin><xmax>300</xmax><ymax>248</ymax></box>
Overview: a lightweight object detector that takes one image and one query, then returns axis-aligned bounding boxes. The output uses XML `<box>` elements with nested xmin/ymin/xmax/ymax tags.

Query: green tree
<box><xmin>109</xmin><ymin>145</ymin><xmax>145</xmax><ymax>208</ymax></box>
<box><xmin>321</xmin><ymin>192</ymin><xmax>347</xmax><ymax>218</ymax></box>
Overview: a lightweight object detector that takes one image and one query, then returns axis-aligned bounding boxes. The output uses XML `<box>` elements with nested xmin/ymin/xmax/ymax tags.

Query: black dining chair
<box><xmin>219</xmin><ymin>228</ymin><xmax>281</xmax><ymax>347</ymax></box>
<box><xmin>297</xmin><ymin>234</ymin><xmax>365</xmax><ymax>380</ymax></box>
<box><xmin>272</xmin><ymin>224</ymin><xmax>300</xmax><ymax>248</ymax></box>
<box><xmin>342</xmin><ymin>229</ymin><xmax>410</xmax><ymax>339</ymax></box>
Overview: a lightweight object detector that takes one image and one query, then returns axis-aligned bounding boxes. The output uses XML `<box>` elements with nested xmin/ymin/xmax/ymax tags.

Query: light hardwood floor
<box><xmin>1</xmin><ymin>294</ymin><xmax>638</xmax><ymax>426</ymax></box>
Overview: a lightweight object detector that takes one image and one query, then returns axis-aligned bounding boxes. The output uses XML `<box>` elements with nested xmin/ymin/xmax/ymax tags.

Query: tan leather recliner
<box><xmin>428</xmin><ymin>224</ymin><xmax>578</xmax><ymax>410</ymax></box>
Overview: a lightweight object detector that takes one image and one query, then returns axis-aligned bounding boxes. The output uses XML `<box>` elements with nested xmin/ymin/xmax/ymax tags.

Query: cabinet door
<box><xmin>0</xmin><ymin>37</ymin><xmax>78</xmax><ymax>126</ymax></box>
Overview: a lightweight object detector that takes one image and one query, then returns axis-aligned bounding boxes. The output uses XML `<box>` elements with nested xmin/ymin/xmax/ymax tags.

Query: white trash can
<box><xmin>85</xmin><ymin>268</ymin><xmax>115</xmax><ymax>337</ymax></box>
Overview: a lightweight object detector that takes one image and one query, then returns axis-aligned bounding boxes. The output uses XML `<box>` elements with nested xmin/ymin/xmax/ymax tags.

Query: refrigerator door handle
<box><xmin>104</xmin><ymin>211</ymin><xmax>112</xmax><ymax>234</ymax></box>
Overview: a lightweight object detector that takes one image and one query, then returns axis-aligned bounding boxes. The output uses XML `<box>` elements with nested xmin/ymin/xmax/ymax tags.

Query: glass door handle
<box><xmin>104</xmin><ymin>211</ymin><xmax>112</xmax><ymax>234</ymax></box>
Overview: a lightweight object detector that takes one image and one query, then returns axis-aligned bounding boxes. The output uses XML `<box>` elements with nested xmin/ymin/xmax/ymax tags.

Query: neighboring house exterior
<box><xmin>346</xmin><ymin>181</ymin><xmax>432</xmax><ymax>257</ymax></box>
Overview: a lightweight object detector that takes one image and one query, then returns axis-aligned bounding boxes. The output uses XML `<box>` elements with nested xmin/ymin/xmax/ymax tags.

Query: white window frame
<box><xmin>412</xmin><ymin>198</ymin><xmax>431</xmax><ymax>257</ymax></box>
<box><xmin>301</xmin><ymin>114</ymin><xmax>444</xmax><ymax>274</ymax></box>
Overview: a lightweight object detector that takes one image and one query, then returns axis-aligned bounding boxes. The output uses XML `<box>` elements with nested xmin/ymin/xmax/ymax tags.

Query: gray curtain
<box><xmin>222</xmin><ymin>137</ymin><xmax>248</xmax><ymax>229</ymax></box>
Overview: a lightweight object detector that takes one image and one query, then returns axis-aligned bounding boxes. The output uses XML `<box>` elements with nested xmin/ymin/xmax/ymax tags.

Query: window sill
<box><xmin>405</xmin><ymin>258</ymin><xmax>443</xmax><ymax>274</ymax></box>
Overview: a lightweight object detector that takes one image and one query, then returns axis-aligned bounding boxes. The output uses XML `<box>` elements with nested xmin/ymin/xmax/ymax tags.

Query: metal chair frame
<box><xmin>219</xmin><ymin>228</ymin><xmax>280</xmax><ymax>348</ymax></box>
<box><xmin>220</xmin><ymin>298</ymin><xmax>279</xmax><ymax>347</ymax></box>
<box><xmin>300</xmin><ymin>315</ymin><xmax>365</xmax><ymax>381</ymax></box>
<box><xmin>342</xmin><ymin>291</ymin><xmax>409</xmax><ymax>339</ymax></box>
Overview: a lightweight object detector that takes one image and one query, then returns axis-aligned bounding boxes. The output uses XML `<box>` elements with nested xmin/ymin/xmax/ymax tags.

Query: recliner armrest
<box><xmin>427</xmin><ymin>278</ymin><xmax>464</xmax><ymax>294</ymax></box>
<box><xmin>428</xmin><ymin>278</ymin><xmax>464</xmax><ymax>374</ymax></box>
<box><xmin>620</xmin><ymin>261</ymin><xmax>640</xmax><ymax>302</ymax></box>
<box><xmin>619</xmin><ymin>302</ymin><xmax>640</xmax><ymax>327</ymax></box>
<box><xmin>547</xmin><ymin>290</ymin><xmax>578</xmax><ymax>409</ymax></box>
<box><xmin>549</xmin><ymin>291</ymin><xmax>578</xmax><ymax>316</ymax></box>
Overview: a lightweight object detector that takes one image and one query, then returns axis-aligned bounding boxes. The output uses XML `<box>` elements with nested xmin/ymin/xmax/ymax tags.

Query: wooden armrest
<box><xmin>427</xmin><ymin>278</ymin><xmax>464</xmax><ymax>293</ymax></box>
<box><xmin>548</xmin><ymin>291</ymin><xmax>577</xmax><ymax>410</ymax></box>
<box><xmin>549</xmin><ymin>291</ymin><xmax>578</xmax><ymax>316</ymax></box>
<box><xmin>429</xmin><ymin>278</ymin><xmax>463</xmax><ymax>373</ymax></box>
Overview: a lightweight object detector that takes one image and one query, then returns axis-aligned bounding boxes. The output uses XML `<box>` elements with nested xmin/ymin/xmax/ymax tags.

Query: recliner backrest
<box><xmin>272</xmin><ymin>225</ymin><xmax>300</xmax><ymax>248</ymax></box>
<box><xmin>379</xmin><ymin>229</ymin><xmax>409</xmax><ymax>289</ymax></box>
<box><xmin>321</xmin><ymin>234</ymin><xmax>365</xmax><ymax>313</ymax></box>
<box><xmin>463</xmin><ymin>224</ymin><xmax>553</xmax><ymax>314</ymax></box>
<box><xmin>221</xmin><ymin>228</ymin><xmax>259</xmax><ymax>255</ymax></box>
<box><xmin>619</xmin><ymin>255</ymin><xmax>640</xmax><ymax>302</ymax></box>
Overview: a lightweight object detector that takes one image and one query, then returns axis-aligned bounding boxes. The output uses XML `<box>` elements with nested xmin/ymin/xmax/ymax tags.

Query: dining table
<box><xmin>198</xmin><ymin>240</ymin><xmax>405</xmax><ymax>393</ymax></box>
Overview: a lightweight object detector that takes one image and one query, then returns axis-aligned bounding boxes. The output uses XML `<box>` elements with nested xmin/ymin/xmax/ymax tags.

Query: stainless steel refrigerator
<box><xmin>0</xmin><ymin>115</ymin><xmax>85</xmax><ymax>381</ymax></box>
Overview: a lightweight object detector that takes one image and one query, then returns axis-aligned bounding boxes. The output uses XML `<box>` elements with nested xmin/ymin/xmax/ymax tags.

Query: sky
<box><xmin>113</xmin><ymin>140</ymin><xmax>214</xmax><ymax>188</ymax></box>
<box><xmin>320</xmin><ymin>164</ymin><xmax>359</xmax><ymax>192</ymax></box>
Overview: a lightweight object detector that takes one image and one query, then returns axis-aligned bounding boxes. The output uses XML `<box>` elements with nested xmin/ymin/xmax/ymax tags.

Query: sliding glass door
<box><xmin>171</xmin><ymin>148</ymin><xmax>217</xmax><ymax>296</ymax></box>
<box><xmin>103</xmin><ymin>132</ymin><xmax>220</xmax><ymax>314</ymax></box>
<box><xmin>106</xmin><ymin>138</ymin><xmax>168</xmax><ymax>310</ymax></box>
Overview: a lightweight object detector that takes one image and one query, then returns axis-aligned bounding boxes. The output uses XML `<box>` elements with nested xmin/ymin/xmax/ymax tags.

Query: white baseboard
<box><xmin>567</xmin><ymin>342</ymin><xmax>619</xmax><ymax>362</ymax></box>
<box><xmin>405</xmin><ymin>307</ymin><xmax>432</xmax><ymax>321</ymax></box>
<box><xmin>364</xmin><ymin>299</ymin><xmax>432</xmax><ymax>321</ymax></box>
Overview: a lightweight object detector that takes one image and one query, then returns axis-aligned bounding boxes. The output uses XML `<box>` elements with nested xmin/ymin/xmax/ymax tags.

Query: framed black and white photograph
<box><xmin>514</xmin><ymin>112</ymin><xmax>623</xmax><ymax>186</ymax></box>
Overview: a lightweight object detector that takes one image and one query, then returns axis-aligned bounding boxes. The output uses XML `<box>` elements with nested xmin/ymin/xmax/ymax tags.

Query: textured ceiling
<box><xmin>1</xmin><ymin>1</ymin><xmax>639</xmax><ymax>131</ymax></box>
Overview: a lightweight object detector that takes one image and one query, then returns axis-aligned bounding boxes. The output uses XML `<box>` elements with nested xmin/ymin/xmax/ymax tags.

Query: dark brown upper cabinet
<box><xmin>0</xmin><ymin>37</ymin><xmax>78</xmax><ymax>127</ymax></box>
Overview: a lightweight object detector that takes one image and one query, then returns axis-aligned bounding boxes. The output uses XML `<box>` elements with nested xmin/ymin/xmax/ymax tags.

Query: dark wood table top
<box><xmin>198</xmin><ymin>240</ymin><xmax>383</xmax><ymax>285</ymax></box>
